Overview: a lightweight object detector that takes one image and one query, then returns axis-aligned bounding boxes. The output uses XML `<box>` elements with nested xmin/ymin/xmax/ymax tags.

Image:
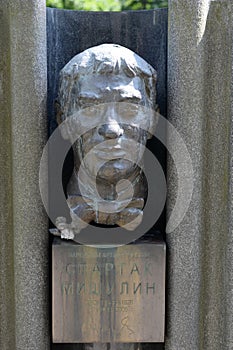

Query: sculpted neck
<box><xmin>67</xmin><ymin>165</ymin><xmax>147</xmax><ymax>202</ymax></box>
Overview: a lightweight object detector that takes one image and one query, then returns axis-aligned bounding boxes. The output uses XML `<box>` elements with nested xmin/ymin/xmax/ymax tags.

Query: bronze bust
<box><xmin>55</xmin><ymin>44</ymin><xmax>158</xmax><ymax>239</ymax></box>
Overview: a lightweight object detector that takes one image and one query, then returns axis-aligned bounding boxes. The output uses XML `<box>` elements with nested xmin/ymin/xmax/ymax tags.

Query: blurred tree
<box><xmin>46</xmin><ymin>0</ymin><xmax>167</xmax><ymax>11</ymax></box>
<box><xmin>46</xmin><ymin>0</ymin><xmax>121</xmax><ymax>10</ymax></box>
<box><xmin>120</xmin><ymin>0</ymin><xmax>167</xmax><ymax>10</ymax></box>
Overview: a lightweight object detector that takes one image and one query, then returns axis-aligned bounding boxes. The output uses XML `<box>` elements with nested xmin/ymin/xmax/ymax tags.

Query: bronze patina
<box><xmin>54</xmin><ymin>44</ymin><xmax>158</xmax><ymax>239</ymax></box>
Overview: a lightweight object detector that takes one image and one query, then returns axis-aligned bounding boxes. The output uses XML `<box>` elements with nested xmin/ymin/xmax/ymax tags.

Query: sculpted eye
<box><xmin>86</xmin><ymin>106</ymin><xmax>96</xmax><ymax>113</ymax></box>
<box><xmin>119</xmin><ymin>104</ymin><xmax>140</xmax><ymax>119</ymax></box>
<box><xmin>80</xmin><ymin>105</ymin><xmax>96</xmax><ymax>115</ymax></box>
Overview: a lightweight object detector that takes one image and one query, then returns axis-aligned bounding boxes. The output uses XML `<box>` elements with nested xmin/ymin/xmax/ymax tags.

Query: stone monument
<box><xmin>52</xmin><ymin>44</ymin><xmax>165</xmax><ymax>344</ymax></box>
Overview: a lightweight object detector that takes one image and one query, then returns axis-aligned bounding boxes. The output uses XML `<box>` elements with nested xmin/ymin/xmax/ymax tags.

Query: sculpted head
<box><xmin>57</xmin><ymin>44</ymin><xmax>157</xmax><ymax>185</ymax></box>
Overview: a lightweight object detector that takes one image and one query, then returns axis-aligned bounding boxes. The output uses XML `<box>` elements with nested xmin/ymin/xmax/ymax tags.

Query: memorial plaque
<box><xmin>52</xmin><ymin>240</ymin><xmax>165</xmax><ymax>343</ymax></box>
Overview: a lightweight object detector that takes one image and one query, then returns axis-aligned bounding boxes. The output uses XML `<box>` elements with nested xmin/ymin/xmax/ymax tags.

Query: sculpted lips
<box><xmin>94</xmin><ymin>145</ymin><xmax>126</xmax><ymax>159</ymax></box>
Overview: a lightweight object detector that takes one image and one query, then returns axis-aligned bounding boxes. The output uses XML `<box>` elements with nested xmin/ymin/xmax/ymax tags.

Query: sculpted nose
<box><xmin>98</xmin><ymin>123</ymin><xmax>123</xmax><ymax>139</ymax></box>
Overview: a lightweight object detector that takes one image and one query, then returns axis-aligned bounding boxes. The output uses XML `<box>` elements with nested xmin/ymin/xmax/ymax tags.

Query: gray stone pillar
<box><xmin>167</xmin><ymin>1</ymin><xmax>233</xmax><ymax>349</ymax></box>
<box><xmin>0</xmin><ymin>1</ymin><xmax>49</xmax><ymax>349</ymax></box>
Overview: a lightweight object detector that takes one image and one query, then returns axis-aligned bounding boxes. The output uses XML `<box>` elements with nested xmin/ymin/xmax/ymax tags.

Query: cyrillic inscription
<box><xmin>53</xmin><ymin>242</ymin><xmax>165</xmax><ymax>343</ymax></box>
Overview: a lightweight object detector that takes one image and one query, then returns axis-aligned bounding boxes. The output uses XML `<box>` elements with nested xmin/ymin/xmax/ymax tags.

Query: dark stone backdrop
<box><xmin>47</xmin><ymin>9</ymin><xmax>167</xmax><ymax>132</ymax></box>
<box><xmin>47</xmin><ymin>8</ymin><xmax>167</xmax><ymax>350</ymax></box>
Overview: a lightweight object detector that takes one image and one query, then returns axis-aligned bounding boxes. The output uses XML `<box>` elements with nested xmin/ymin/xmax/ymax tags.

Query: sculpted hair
<box><xmin>57</xmin><ymin>44</ymin><xmax>157</xmax><ymax>123</ymax></box>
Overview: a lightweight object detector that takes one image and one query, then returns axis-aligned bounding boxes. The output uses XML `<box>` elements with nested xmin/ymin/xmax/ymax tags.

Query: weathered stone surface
<box><xmin>0</xmin><ymin>1</ymin><xmax>49</xmax><ymax>349</ymax></box>
<box><xmin>53</xmin><ymin>241</ymin><xmax>165</xmax><ymax>343</ymax></box>
<box><xmin>167</xmin><ymin>1</ymin><xmax>233</xmax><ymax>350</ymax></box>
<box><xmin>1</xmin><ymin>1</ymin><xmax>232</xmax><ymax>349</ymax></box>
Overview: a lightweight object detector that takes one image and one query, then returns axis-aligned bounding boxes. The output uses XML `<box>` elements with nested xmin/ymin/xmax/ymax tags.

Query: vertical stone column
<box><xmin>167</xmin><ymin>1</ymin><xmax>233</xmax><ymax>349</ymax></box>
<box><xmin>0</xmin><ymin>1</ymin><xmax>49</xmax><ymax>349</ymax></box>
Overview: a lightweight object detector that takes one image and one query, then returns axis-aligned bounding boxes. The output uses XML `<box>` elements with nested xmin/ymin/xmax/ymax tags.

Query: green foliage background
<box><xmin>46</xmin><ymin>0</ymin><xmax>168</xmax><ymax>11</ymax></box>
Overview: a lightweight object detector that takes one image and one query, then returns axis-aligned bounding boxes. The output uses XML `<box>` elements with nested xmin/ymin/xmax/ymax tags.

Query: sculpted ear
<box><xmin>55</xmin><ymin>100</ymin><xmax>63</xmax><ymax>125</ymax></box>
<box><xmin>55</xmin><ymin>99</ymin><xmax>68</xmax><ymax>138</ymax></box>
<box><xmin>55</xmin><ymin>100</ymin><xmax>74</xmax><ymax>140</ymax></box>
<box><xmin>147</xmin><ymin>107</ymin><xmax>159</xmax><ymax>139</ymax></box>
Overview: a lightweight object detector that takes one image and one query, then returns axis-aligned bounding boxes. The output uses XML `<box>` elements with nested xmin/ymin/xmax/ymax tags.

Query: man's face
<box><xmin>73</xmin><ymin>74</ymin><xmax>154</xmax><ymax>182</ymax></box>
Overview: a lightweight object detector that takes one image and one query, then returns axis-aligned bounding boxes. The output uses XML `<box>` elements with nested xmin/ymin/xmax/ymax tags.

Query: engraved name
<box><xmin>61</xmin><ymin>281</ymin><xmax>156</xmax><ymax>296</ymax></box>
<box><xmin>65</xmin><ymin>262</ymin><xmax>152</xmax><ymax>276</ymax></box>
